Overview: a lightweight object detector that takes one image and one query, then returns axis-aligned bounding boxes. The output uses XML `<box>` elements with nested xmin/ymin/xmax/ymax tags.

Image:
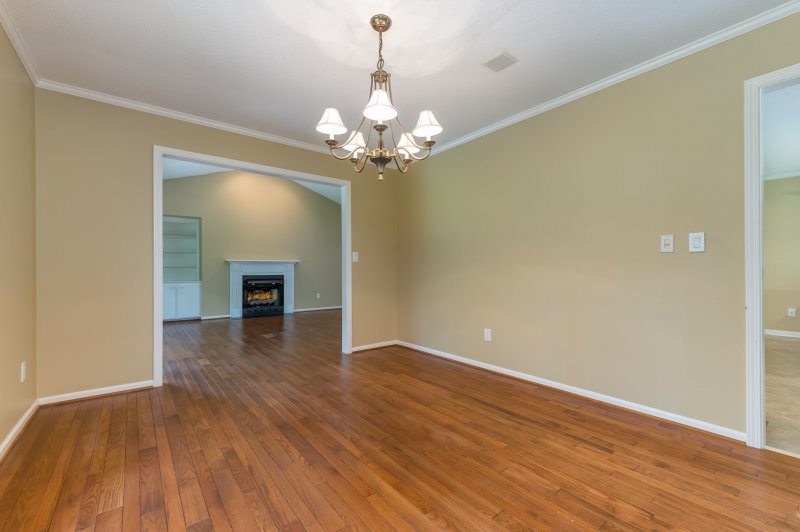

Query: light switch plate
<box><xmin>689</xmin><ymin>232</ymin><xmax>705</xmax><ymax>253</ymax></box>
<box><xmin>352</xmin><ymin>251</ymin><xmax>359</xmax><ymax>262</ymax></box>
<box><xmin>660</xmin><ymin>234</ymin><xmax>674</xmax><ymax>253</ymax></box>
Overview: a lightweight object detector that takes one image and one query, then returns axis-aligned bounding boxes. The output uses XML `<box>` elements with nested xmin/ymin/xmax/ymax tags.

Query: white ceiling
<box><xmin>764</xmin><ymin>80</ymin><xmax>800</xmax><ymax>181</ymax></box>
<box><xmin>162</xmin><ymin>157</ymin><xmax>341</xmax><ymax>204</ymax></box>
<box><xmin>3</xmin><ymin>1</ymin><xmax>799</xmax><ymax>153</ymax></box>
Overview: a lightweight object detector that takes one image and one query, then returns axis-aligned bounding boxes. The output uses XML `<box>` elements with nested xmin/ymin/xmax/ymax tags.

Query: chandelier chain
<box><xmin>377</xmin><ymin>30</ymin><xmax>384</xmax><ymax>71</ymax></box>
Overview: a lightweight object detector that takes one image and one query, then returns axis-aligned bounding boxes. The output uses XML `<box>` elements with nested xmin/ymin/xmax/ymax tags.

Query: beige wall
<box><xmin>35</xmin><ymin>89</ymin><xmax>397</xmax><ymax>397</ymax></box>
<box><xmin>0</xmin><ymin>26</ymin><xmax>36</xmax><ymax>444</ymax></box>
<box><xmin>398</xmin><ymin>14</ymin><xmax>800</xmax><ymax>432</ymax></box>
<box><xmin>163</xmin><ymin>171</ymin><xmax>342</xmax><ymax>316</ymax></box>
<box><xmin>764</xmin><ymin>175</ymin><xmax>800</xmax><ymax>333</ymax></box>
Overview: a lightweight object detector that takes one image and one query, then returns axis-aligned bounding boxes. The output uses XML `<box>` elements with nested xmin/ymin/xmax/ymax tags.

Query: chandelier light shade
<box><xmin>413</xmin><ymin>110</ymin><xmax>443</xmax><ymax>139</ymax></box>
<box><xmin>316</xmin><ymin>108</ymin><xmax>347</xmax><ymax>136</ymax></box>
<box><xmin>316</xmin><ymin>14</ymin><xmax>442</xmax><ymax>180</ymax></box>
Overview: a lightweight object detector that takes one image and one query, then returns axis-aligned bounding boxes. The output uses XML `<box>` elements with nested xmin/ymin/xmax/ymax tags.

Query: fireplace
<box><xmin>242</xmin><ymin>275</ymin><xmax>284</xmax><ymax>317</ymax></box>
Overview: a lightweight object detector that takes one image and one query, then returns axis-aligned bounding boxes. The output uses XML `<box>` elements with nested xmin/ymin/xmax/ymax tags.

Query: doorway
<box><xmin>152</xmin><ymin>146</ymin><xmax>353</xmax><ymax>387</ymax></box>
<box><xmin>744</xmin><ymin>63</ymin><xmax>800</xmax><ymax>452</ymax></box>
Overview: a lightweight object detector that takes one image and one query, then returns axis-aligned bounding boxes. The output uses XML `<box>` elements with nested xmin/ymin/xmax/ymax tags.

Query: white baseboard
<box><xmin>396</xmin><ymin>340</ymin><xmax>746</xmax><ymax>442</ymax></box>
<box><xmin>0</xmin><ymin>400</ymin><xmax>38</xmax><ymax>462</ymax></box>
<box><xmin>764</xmin><ymin>329</ymin><xmax>800</xmax><ymax>339</ymax></box>
<box><xmin>201</xmin><ymin>314</ymin><xmax>230</xmax><ymax>320</ymax></box>
<box><xmin>38</xmin><ymin>380</ymin><xmax>155</xmax><ymax>406</ymax></box>
<box><xmin>352</xmin><ymin>339</ymin><xmax>399</xmax><ymax>352</ymax></box>
<box><xmin>294</xmin><ymin>305</ymin><xmax>342</xmax><ymax>313</ymax></box>
<box><xmin>1</xmin><ymin>380</ymin><xmax>156</xmax><ymax>463</ymax></box>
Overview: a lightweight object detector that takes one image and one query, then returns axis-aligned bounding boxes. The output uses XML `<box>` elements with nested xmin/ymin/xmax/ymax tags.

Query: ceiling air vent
<box><xmin>482</xmin><ymin>51</ymin><xmax>518</xmax><ymax>73</ymax></box>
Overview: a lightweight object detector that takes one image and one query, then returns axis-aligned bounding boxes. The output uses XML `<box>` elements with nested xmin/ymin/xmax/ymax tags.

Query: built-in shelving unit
<box><xmin>163</xmin><ymin>216</ymin><xmax>200</xmax><ymax>282</ymax></box>
<box><xmin>164</xmin><ymin>216</ymin><xmax>202</xmax><ymax>320</ymax></box>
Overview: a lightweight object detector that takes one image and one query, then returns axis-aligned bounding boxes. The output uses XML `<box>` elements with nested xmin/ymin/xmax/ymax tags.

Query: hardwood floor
<box><xmin>2</xmin><ymin>310</ymin><xmax>800</xmax><ymax>530</ymax></box>
<box><xmin>766</xmin><ymin>334</ymin><xmax>800</xmax><ymax>456</ymax></box>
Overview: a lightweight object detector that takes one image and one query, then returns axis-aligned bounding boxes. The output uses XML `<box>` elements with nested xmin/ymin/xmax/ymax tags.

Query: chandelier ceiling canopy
<box><xmin>316</xmin><ymin>14</ymin><xmax>442</xmax><ymax>180</ymax></box>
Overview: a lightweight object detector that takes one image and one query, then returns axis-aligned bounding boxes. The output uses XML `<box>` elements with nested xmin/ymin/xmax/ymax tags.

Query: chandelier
<box><xmin>315</xmin><ymin>14</ymin><xmax>442</xmax><ymax>180</ymax></box>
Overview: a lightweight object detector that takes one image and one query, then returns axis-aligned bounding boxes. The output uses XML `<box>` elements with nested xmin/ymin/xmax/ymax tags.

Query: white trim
<box><xmin>153</xmin><ymin>146</ymin><xmax>353</xmax><ymax>378</ymax></box>
<box><xmin>0</xmin><ymin>0</ymin><xmax>39</xmax><ymax>82</ymax></box>
<box><xmin>38</xmin><ymin>380</ymin><xmax>154</xmax><ymax>406</ymax></box>
<box><xmin>352</xmin><ymin>340</ymin><xmax>399</xmax><ymax>352</ymax></box>
<box><xmin>396</xmin><ymin>341</ymin><xmax>746</xmax><ymax>442</ymax></box>
<box><xmin>764</xmin><ymin>329</ymin><xmax>800</xmax><ymax>339</ymax></box>
<box><xmin>436</xmin><ymin>1</ymin><xmax>800</xmax><ymax>154</ymax></box>
<box><xmin>744</xmin><ymin>62</ymin><xmax>800</xmax><ymax>449</ymax></box>
<box><xmin>2</xmin><ymin>3</ymin><xmax>795</xmax><ymax>159</ymax></box>
<box><xmin>0</xmin><ymin>401</ymin><xmax>38</xmax><ymax>462</ymax></box>
<box><xmin>201</xmin><ymin>314</ymin><xmax>230</xmax><ymax>320</ymax></box>
<box><xmin>154</xmin><ymin>150</ymin><xmax>164</xmax><ymax>386</ymax></box>
<box><xmin>342</xmin><ymin>182</ymin><xmax>353</xmax><ymax>355</ymax></box>
<box><xmin>294</xmin><ymin>305</ymin><xmax>342</xmax><ymax>313</ymax></box>
<box><xmin>37</xmin><ymin>80</ymin><xmax>328</xmax><ymax>155</ymax></box>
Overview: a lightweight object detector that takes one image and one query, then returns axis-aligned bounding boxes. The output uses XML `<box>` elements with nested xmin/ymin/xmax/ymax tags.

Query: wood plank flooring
<box><xmin>2</xmin><ymin>310</ymin><xmax>800</xmax><ymax>530</ymax></box>
<box><xmin>766</xmin><ymin>334</ymin><xmax>800</xmax><ymax>456</ymax></box>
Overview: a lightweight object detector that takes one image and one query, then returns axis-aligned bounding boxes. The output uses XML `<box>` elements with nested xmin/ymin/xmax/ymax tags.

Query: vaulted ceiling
<box><xmin>2</xmin><ymin>0</ymin><xmax>798</xmax><ymax>153</ymax></box>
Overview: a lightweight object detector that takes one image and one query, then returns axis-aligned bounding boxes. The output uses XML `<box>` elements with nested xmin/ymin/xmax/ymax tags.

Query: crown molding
<box><xmin>35</xmin><ymin>79</ymin><xmax>329</xmax><ymax>154</ymax></box>
<box><xmin>435</xmin><ymin>0</ymin><xmax>800</xmax><ymax>154</ymax></box>
<box><xmin>3</xmin><ymin>0</ymin><xmax>799</xmax><ymax>156</ymax></box>
<box><xmin>0</xmin><ymin>0</ymin><xmax>39</xmax><ymax>82</ymax></box>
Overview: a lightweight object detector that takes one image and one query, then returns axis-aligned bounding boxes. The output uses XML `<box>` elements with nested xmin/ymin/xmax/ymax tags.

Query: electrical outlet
<box><xmin>788</xmin><ymin>308</ymin><xmax>797</xmax><ymax>318</ymax></box>
<box><xmin>483</xmin><ymin>328</ymin><xmax>492</xmax><ymax>342</ymax></box>
<box><xmin>352</xmin><ymin>251</ymin><xmax>359</xmax><ymax>263</ymax></box>
<box><xmin>20</xmin><ymin>361</ymin><xmax>26</xmax><ymax>383</ymax></box>
<box><xmin>316</xmin><ymin>292</ymin><xmax>321</xmax><ymax>299</ymax></box>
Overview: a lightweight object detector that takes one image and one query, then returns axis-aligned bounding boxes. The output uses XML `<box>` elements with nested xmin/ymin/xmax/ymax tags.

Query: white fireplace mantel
<box><xmin>226</xmin><ymin>259</ymin><xmax>299</xmax><ymax>318</ymax></box>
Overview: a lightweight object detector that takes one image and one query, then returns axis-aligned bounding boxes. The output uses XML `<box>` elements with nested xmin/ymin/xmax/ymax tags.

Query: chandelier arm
<box><xmin>329</xmin><ymin>148</ymin><xmax>358</xmax><ymax>161</ymax></box>
<box><xmin>362</xmin><ymin>121</ymin><xmax>374</xmax><ymax>151</ymax></box>
<box><xmin>353</xmin><ymin>153</ymin><xmax>370</xmax><ymax>173</ymax></box>
<box><xmin>390</xmin><ymin>118</ymin><xmax>431</xmax><ymax>161</ymax></box>
<box><xmin>392</xmin><ymin>155</ymin><xmax>410</xmax><ymax>173</ymax></box>
<box><xmin>326</xmin><ymin>114</ymin><xmax>370</xmax><ymax>159</ymax></box>
<box><xmin>405</xmin><ymin>146</ymin><xmax>434</xmax><ymax>162</ymax></box>
<box><xmin>387</xmin><ymin>121</ymin><xmax>400</xmax><ymax>151</ymax></box>
<box><xmin>393</xmin><ymin>116</ymin><xmax>426</xmax><ymax>150</ymax></box>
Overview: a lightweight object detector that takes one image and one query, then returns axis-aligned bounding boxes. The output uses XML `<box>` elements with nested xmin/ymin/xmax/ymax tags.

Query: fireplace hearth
<box><xmin>242</xmin><ymin>275</ymin><xmax>284</xmax><ymax>317</ymax></box>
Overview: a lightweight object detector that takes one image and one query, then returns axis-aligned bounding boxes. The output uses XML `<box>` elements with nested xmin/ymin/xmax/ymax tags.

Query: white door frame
<box><xmin>744</xmin><ymin>62</ymin><xmax>800</xmax><ymax>448</ymax></box>
<box><xmin>152</xmin><ymin>146</ymin><xmax>353</xmax><ymax>386</ymax></box>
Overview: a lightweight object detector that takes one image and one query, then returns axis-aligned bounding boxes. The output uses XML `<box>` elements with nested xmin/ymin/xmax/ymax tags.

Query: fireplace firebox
<box><xmin>242</xmin><ymin>275</ymin><xmax>284</xmax><ymax>317</ymax></box>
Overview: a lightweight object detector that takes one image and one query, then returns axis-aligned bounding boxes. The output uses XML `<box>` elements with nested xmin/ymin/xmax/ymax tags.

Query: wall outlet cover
<box><xmin>688</xmin><ymin>232</ymin><xmax>705</xmax><ymax>253</ymax></box>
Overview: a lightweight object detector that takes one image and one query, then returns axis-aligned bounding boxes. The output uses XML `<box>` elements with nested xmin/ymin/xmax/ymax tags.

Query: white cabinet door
<box><xmin>163</xmin><ymin>284</ymin><xmax>177</xmax><ymax>320</ymax></box>
<box><xmin>175</xmin><ymin>283</ymin><xmax>201</xmax><ymax>319</ymax></box>
<box><xmin>164</xmin><ymin>282</ymin><xmax>201</xmax><ymax>320</ymax></box>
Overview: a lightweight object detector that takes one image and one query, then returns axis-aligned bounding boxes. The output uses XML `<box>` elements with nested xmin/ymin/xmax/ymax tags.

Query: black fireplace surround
<box><xmin>242</xmin><ymin>275</ymin><xmax>284</xmax><ymax>317</ymax></box>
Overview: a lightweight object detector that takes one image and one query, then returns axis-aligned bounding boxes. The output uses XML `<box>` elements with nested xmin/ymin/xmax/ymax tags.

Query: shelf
<box><xmin>164</xmin><ymin>216</ymin><xmax>200</xmax><ymax>282</ymax></box>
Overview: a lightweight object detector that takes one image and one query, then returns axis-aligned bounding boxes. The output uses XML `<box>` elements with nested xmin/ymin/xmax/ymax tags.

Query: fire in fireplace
<box><xmin>242</xmin><ymin>275</ymin><xmax>284</xmax><ymax>317</ymax></box>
